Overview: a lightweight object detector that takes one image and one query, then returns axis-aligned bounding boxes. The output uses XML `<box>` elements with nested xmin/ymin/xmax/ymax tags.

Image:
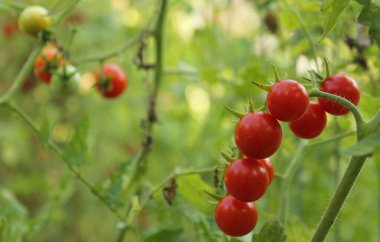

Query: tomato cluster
<box><xmin>215</xmin><ymin>71</ymin><xmax>360</xmax><ymax>237</ymax></box>
<box><xmin>15</xmin><ymin>5</ymin><xmax>128</xmax><ymax>99</ymax></box>
<box><xmin>32</xmin><ymin>47</ymin><xmax>128</xmax><ymax>98</ymax></box>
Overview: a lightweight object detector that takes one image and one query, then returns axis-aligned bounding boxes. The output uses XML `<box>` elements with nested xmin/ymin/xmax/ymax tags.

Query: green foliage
<box><xmin>0</xmin><ymin>189</ymin><xmax>27</xmax><ymax>242</ymax></box>
<box><xmin>177</xmin><ymin>174</ymin><xmax>214</xmax><ymax>215</ymax></box>
<box><xmin>321</xmin><ymin>0</ymin><xmax>351</xmax><ymax>40</ymax></box>
<box><xmin>63</xmin><ymin>117</ymin><xmax>90</xmax><ymax>166</ymax></box>
<box><xmin>145</xmin><ymin>229</ymin><xmax>183</xmax><ymax>242</ymax></box>
<box><xmin>356</xmin><ymin>0</ymin><xmax>380</xmax><ymax>45</ymax></box>
<box><xmin>252</xmin><ymin>220</ymin><xmax>286</xmax><ymax>242</ymax></box>
<box><xmin>344</xmin><ymin>129</ymin><xmax>380</xmax><ymax>156</ymax></box>
<box><xmin>39</xmin><ymin>118</ymin><xmax>50</xmax><ymax>145</ymax></box>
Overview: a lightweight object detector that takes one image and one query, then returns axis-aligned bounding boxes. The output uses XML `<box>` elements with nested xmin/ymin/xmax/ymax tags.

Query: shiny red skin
<box><xmin>289</xmin><ymin>102</ymin><xmax>327</xmax><ymax>139</ymax></box>
<box><xmin>215</xmin><ymin>195</ymin><xmax>258</xmax><ymax>237</ymax></box>
<box><xmin>267</xmin><ymin>80</ymin><xmax>309</xmax><ymax>122</ymax></box>
<box><xmin>318</xmin><ymin>74</ymin><xmax>360</xmax><ymax>115</ymax></box>
<box><xmin>235</xmin><ymin>112</ymin><xmax>282</xmax><ymax>159</ymax></box>
<box><xmin>225</xmin><ymin>158</ymin><xmax>269</xmax><ymax>202</ymax></box>
<box><xmin>96</xmin><ymin>64</ymin><xmax>127</xmax><ymax>98</ymax></box>
<box><xmin>34</xmin><ymin>49</ymin><xmax>64</xmax><ymax>83</ymax></box>
<box><xmin>259</xmin><ymin>158</ymin><xmax>274</xmax><ymax>184</ymax></box>
<box><xmin>2</xmin><ymin>20</ymin><xmax>18</xmax><ymax>37</ymax></box>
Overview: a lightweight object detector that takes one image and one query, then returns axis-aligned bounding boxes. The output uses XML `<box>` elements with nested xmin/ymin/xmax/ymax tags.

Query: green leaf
<box><xmin>63</xmin><ymin>118</ymin><xmax>90</xmax><ymax>166</ymax></box>
<box><xmin>321</xmin><ymin>0</ymin><xmax>351</xmax><ymax>40</ymax></box>
<box><xmin>39</xmin><ymin>118</ymin><xmax>51</xmax><ymax>145</ymax></box>
<box><xmin>343</xmin><ymin>129</ymin><xmax>380</xmax><ymax>156</ymax></box>
<box><xmin>356</xmin><ymin>0</ymin><xmax>380</xmax><ymax>46</ymax></box>
<box><xmin>252</xmin><ymin>220</ymin><xmax>286</xmax><ymax>242</ymax></box>
<box><xmin>145</xmin><ymin>229</ymin><xmax>183</xmax><ymax>242</ymax></box>
<box><xmin>177</xmin><ymin>174</ymin><xmax>214</xmax><ymax>215</ymax></box>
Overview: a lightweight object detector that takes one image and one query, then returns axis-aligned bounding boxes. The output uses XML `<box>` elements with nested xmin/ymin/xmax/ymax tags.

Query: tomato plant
<box><xmin>18</xmin><ymin>6</ymin><xmax>51</xmax><ymax>37</ymax></box>
<box><xmin>234</xmin><ymin>112</ymin><xmax>282</xmax><ymax>159</ymax></box>
<box><xmin>318</xmin><ymin>74</ymin><xmax>360</xmax><ymax>115</ymax></box>
<box><xmin>224</xmin><ymin>158</ymin><xmax>269</xmax><ymax>202</ymax></box>
<box><xmin>95</xmin><ymin>64</ymin><xmax>127</xmax><ymax>99</ymax></box>
<box><xmin>214</xmin><ymin>195</ymin><xmax>258</xmax><ymax>237</ymax></box>
<box><xmin>2</xmin><ymin>19</ymin><xmax>18</xmax><ymax>38</ymax></box>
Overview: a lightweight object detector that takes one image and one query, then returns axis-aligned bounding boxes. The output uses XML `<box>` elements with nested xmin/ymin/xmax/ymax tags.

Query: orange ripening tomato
<box><xmin>34</xmin><ymin>49</ymin><xmax>64</xmax><ymax>84</ymax></box>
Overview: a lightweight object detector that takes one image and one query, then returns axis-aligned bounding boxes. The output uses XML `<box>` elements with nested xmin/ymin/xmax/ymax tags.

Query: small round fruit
<box><xmin>259</xmin><ymin>158</ymin><xmax>274</xmax><ymax>184</ymax></box>
<box><xmin>34</xmin><ymin>49</ymin><xmax>64</xmax><ymax>83</ymax></box>
<box><xmin>18</xmin><ymin>6</ymin><xmax>51</xmax><ymax>37</ymax></box>
<box><xmin>215</xmin><ymin>195</ymin><xmax>258</xmax><ymax>237</ymax></box>
<box><xmin>50</xmin><ymin>65</ymin><xmax>81</xmax><ymax>95</ymax></box>
<box><xmin>267</xmin><ymin>80</ymin><xmax>309</xmax><ymax>122</ymax></box>
<box><xmin>318</xmin><ymin>74</ymin><xmax>360</xmax><ymax>115</ymax></box>
<box><xmin>235</xmin><ymin>112</ymin><xmax>282</xmax><ymax>159</ymax></box>
<box><xmin>289</xmin><ymin>102</ymin><xmax>327</xmax><ymax>139</ymax></box>
<box><xmin>96</xmin><ymin>64</ymin><xmax>127</xmax><ymax>98</ymax></box>
<box><xmin>225</xmin><ymin>158</ymin><xmax>269</xmax><ymax>202</ymax></box>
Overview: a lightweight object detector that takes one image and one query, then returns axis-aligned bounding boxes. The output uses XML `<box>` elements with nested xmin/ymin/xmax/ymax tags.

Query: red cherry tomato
<box><xmin>259</xmin><ymin>158</ymin><xmax>274</xmax><ymax>184</ymax></box>
<box><xmin>225</xmin><ymin>158</ymin><xmax>269</xmax><ymax>202</ymax></box>
<box><xmin>289</xmin><ymin>102</ymin><xmax>327</xmax><ymax>139</ymax></box>
<box><xmin>96</xmin><ymin>64</ymin><xmax>127</xmax><ymax>99</ymax></box>
<box><xmin>34</xmin><ymin>49</ymin><xmax>64</xmax><ymax>83</ymax></box>
<box><xmin>235</xmin><ymin>112</ymin><xmax>282</xmax><ymax>159</ymax></box>
<box><xmin>2</xmin><ymin>20</ymin><xmax>18</xmax><ymax>37</ymax></box>
<box><xmin>318</xmin><ymin>74</ymin><xmax>360</xmax><ymax>115</ymax></box>
<box><xmin>267</xmin><ymin>80</ymin><xmax>309</xmax><ymax>122</ymax></box>
<box><xmin>215</xmin><ymin>195</ymin><xmax>258</xmax><ymax>237</ymax></box>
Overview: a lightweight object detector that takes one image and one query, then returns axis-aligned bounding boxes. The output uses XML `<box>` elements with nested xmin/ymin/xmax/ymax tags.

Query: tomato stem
<box><xmin>0</xmin><ymin>41</ymin><xmax>43</xmax><ymax>104</ymax></box>
<box><xmin>248</xmin><ymin>95</ymin><xmax>255</xmax><ymax>112</ymax></box>
<box><xmin>271</xmin><ymin>64</ymin><xmax>280</xmax><ymax>82</ymax></box>
<box><xmin>251</xmin><ymin>81</ymin><xmax>271</xmax><ymax>91</ymax></box>
<box><xmin>224</xmin><ymin>105</ymin><xmax>245</xmax><ymax>118</ymax></box>
<box><xmin>323</xmin><ymin>56</ymin><xmax>331</xmax><ymax>80</ymax></box>
<box><xmin>308</xmin><ymin>89</ymin><xmax>364</xmax><ymax>132</ymax></box>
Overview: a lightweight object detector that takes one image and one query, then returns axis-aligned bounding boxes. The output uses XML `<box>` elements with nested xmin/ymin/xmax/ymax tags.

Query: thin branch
<box><xmin>5</xmin><ymin>102</ymin><xmax>125</xmax><ymax>221</ymax></box>
<box><xmin>306</xmin><ymin>131</ymin><xmax>355</xmax><ymax>148</ymax></box>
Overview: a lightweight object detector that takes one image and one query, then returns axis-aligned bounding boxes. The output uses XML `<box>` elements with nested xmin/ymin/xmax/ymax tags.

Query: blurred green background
<box><xmin>1</xmin><ymin>0</ymin><xmax>380</xmax><ymax>241</ymax></box>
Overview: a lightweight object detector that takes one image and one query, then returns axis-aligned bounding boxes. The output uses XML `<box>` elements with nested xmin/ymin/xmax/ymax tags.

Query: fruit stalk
<box><xmin>311</xmin><ymin>155</ymin><xmax>368</xmax><ymax>242</ymax></box>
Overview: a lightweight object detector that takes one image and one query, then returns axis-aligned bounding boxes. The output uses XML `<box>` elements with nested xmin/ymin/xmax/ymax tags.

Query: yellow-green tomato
<box><xmin>51</xmin><ymin>65</ymin><xmax>80</xmax><ymax>95</ymax></box>
<box><xmin>18</xmin><ymin>6</ymin><xmax>51</xmax><ymax>37</ymax></box>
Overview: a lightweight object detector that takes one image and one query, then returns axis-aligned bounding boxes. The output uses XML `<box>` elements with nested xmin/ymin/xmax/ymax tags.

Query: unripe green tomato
<box><xmin>50</xmin><ymin>65</ymin><xmax>80</xmax><ymax>95</ymax></box>
<box><xmin>18</xmin><ymin>6</ymin><xmax>51</xmax><ymax>37</ymax></box>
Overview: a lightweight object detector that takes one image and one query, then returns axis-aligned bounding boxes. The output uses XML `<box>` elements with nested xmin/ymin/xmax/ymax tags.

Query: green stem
<box><xmin>333</xmin><ymin>118</ymin><xmax>342</xmax><ymax>242</ymax></box>
<box><xmin>74</xmin><ymin>36</ymin><xmax>141</xmax><ymax>65</ymax></box>
<box><xmin>285</xmin><ymin>2</ymin><xmax>320</xmax><ymax>72</ymax></box>
<box><xmin>306</xmin><ymin>131</ymin><xmax>355</xmax><ymax>148</ymax></box>
<box><xmin>308</xmin><ymin>89</ymin><xmax>364</xmax><ymax>131</ymax></box>
<box><xmin>378</xmin><ymin>165</ymin><xmax>380</xmax><ymax>242</ymax></box>
<box><xmin>279</xmin><ymin>140</ymin><xmax>307</xmax><ymax>225</ymax></box>
<box><xmin>310</xmin><ymin>155</ymin><xmax>368</xmax><ymax>242</ymax></box>
<box><xmin>0</xmin><ymin>43</ymin><xmax>43</xmax><ymax>104</ymax></box>
<box><xmin>5</xmin><ymin>102</ymin><xmax>125</xmax><ymax>222</ymax></box>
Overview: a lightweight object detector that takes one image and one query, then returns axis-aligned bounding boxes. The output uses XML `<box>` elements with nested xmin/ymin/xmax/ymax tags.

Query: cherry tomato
<box><xmin>215</xmin><ymin>195</ymin><xmax>258</xmax><ymax>237</ymax></box>
<box><xmin>259</xmin><ymin>158</ymin><xmax>274</xmax><ymax>184</ymax></box>
<box><xmin>318</xmin><ymin>74</ymin><xmax>360</xmax><ymax>115</ymax></box>
<box><xmin>34</xmin><ymin>49</ymin><xmax>64</xmax><ymax>84</ymax></box>
<box><xmin>225</xmin><ymin>158</ymin><xmax>269</xmax><ymax>202</ymax></box>
<box><xmin>267</xmin><ymin>80</ymin><xmax>309</xmax><ymax>122</ymax></box>
<box><xmin>235</xmin><ymin>112</ymin><xmax>282</xmax><ymax>159</ymax></box>
<box><xmin>289</xmin><ymin>102</ymin><xmax>327</xmax><ymax>139</ymax></box>
<box><xmin>50</xmin><ymin>65</ymin><xmax>81</xmax><ymax>95</ymax></box>
<box><xmin>2</xmin><ymin>20</ymin><xmax>18</xmax><ymax>38</ymax></box>
<box><xmin>18</xmin><ymin>6</ymin><xmax>51</xmax><ymax>37</ymax></box>
<box><xmin>96</xmin><ymin>64</ymin><xmax>127</xmax><ymax>99</ymax></box>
